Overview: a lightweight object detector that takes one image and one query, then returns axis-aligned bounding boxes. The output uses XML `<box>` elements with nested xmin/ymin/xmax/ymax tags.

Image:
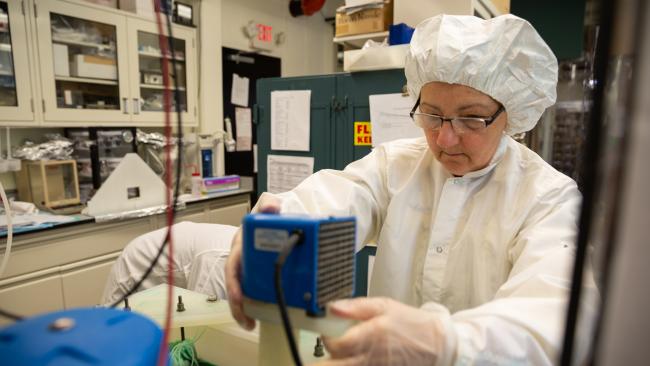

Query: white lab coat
<box><xmin>102</xmin><ymin>222</ymin><xmax>238</xmax><ymax>305</ymax></box>
<box><xmin>264</xmin><ymin>135</ymin><xmax>597</xmax><ymax>365</ymax></box>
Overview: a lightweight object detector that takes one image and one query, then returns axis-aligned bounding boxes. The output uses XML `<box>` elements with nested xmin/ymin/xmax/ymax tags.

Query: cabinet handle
<box><xmin>133</xmin><ymin>98</ymin><xmax>140</xmax><ymax>115</ymax></box>
<box><xmin>123</xmin><ymin>98</ymin><xmax>129</xmax><ymax>114</ymax></box>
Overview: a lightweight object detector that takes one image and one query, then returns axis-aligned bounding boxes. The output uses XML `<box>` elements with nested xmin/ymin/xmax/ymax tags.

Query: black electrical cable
<box><xmin>109</xmin><ymin>7</ymin><xmax>183</xmax><ymax>309</ymax></box>
<box><xmin>275</xmin><ymin>231</ymin><xmax>304</xmax><ymax>366</ymax></box>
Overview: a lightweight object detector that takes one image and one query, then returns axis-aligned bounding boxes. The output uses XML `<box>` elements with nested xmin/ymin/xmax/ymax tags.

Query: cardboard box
<box><xmin>492</xmin><ymin>0</ymin><xmax>510</xmax><ymax>14</ymax></box>
<box><xmin>336</xmin><ymin>1</ymin><xmax>393</xmax><ymax>37</ymax></box>
<box><xmin>70</xmin><ymin>54</ymin><xmax>117</xmax><ymax>80</ymax></box>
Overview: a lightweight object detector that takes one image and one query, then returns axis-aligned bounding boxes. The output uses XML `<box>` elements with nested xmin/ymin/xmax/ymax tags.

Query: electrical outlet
<box><xmin>0</xmin><ymin>160</ymin><xmax>8</xmax><ymax>173</ymax></box>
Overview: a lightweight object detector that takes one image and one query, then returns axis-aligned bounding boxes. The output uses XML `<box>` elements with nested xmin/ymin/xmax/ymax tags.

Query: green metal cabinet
<box><xmin>254</xmin><ymin>69</ymin><xmax>406</xmax><ymax>296</ymax></box>
<box><xmin>510</xmin><ymin>0</ymin><xmax>586</xmax><ymax>61</ymax></box>
<box><xmin>254</xmin><ymin>69</ymin><xmax>407</xmax><ymax>194</ymax></box>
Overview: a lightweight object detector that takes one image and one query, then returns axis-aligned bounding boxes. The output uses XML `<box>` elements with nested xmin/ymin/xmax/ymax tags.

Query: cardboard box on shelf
<box><xmin>336</xmin><ymin>1</ymin><xmax>393</xmax><ymax>37</ymax></box>
<box><xmin>70</xmin><ymin>54</ymin><xmax>117</xmax><ymax>80</ymax></box>
<box><xmin>492</xmin><ymin>0</ymin><xmax>510</xmax><ymax>14</ymax></box>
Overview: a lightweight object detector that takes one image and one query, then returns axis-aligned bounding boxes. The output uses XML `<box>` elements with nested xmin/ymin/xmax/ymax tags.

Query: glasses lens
<box><xmin>454</xmin><ymin>118</ymin><xmax>487</xmax><ymax>132</ymax></box>
<box><xmin>413</xmin><ymin>113</ymin><xmax>443</xmax><ymax>130</ymax></box>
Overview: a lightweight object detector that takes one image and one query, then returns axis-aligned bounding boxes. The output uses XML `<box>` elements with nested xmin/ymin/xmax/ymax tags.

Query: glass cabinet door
<box><xmin>36</xmin><ymin>0</ymin><xmax>130</xmax><ymax>122</ymax></box>
<box><xmin>128</xmin><ymin>18</ymin><xmax>196</xmax><ymax>125</ymax></box>
<box><xmin>0</xmin><ymin>1</ymin><xmax>35</xmax><ymax>122</ymax></box>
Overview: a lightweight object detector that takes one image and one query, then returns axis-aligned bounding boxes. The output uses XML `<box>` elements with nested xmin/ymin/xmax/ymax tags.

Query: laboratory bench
<box><xmin>0</xmin><ymin>179</ymin><xmax>253</xmax><ymax>326</ymax></box>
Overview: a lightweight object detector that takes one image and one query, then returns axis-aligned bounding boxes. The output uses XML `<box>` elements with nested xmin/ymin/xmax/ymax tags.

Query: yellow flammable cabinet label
<box><xmin>354</xmin><ymin>122</ymin><xmax>372</xmax><ymax>146</ymax></box>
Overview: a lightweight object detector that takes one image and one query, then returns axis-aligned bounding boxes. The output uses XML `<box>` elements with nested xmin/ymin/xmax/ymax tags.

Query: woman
<box><xmin>226</xmin><ymin>14</ymin><xmax>597</xmax><ymax>365</ymax></box>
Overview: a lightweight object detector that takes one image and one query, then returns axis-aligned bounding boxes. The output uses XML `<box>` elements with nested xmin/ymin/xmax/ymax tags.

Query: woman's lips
<box><xmin>441</xmin><ymin>151</ymin><xmax>464</xmax><ymax>157</ymax></box>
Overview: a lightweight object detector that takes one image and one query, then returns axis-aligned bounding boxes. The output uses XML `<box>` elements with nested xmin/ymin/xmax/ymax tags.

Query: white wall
<box><xmin>220</xmin><ymin>0</ymin><xmax>337</xmax><ymax>77</ymax></box>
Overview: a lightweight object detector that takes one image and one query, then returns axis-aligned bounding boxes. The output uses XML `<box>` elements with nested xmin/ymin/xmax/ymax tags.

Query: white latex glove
<box><xmin>225</xmin><ymin>193</ymin><xmax>282</xmax><ymax>330</ymax></box>
<box><xmin>311</xmin><ymin>297</ymin><xmax>456</xmax><ymax>366</ymax></box>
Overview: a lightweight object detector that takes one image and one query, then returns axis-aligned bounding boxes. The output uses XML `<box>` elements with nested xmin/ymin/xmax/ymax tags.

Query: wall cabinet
<box><xmin>60</xmin><ymin>258</ymin><xmax>117</xmax><ymax>308</ymax></box>
<box><xmin>0</xmin><ymin>274</ymin><xmax>65</xmax><ymax>324</ymax></box>
<box><xmin>1</xmin><ymin>0</ymin><xmax>197</xmax><ymax>126</ymax></box>
<box><xmin>0</xmin><ymin>1</ymin><xmax>36</xmax><ymax>123</ymax></box>
<box><xmin>35</xmin><ymin>0</ymin><xmax>131</xmax><ymax>123</ymax></box>
<box><xmin>126</xmin><ymin>17</ymin><xmax>197</xmax><ymax>125</ymax></box>
<box><xmin>255</xmin><ymin>70</ymin><xmax>407</xmax><ymax>194</ymax></box>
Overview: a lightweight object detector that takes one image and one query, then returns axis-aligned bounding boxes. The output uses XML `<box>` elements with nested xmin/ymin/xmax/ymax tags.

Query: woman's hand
<box><xmin>311</xmin><ymin>297</ymin><xmax>451</xmax><ymax>366</ymax></box>
<box><xmin>225</xmin><ymin>194</ymin><xmax>282</xmax><ymax>330</ymax></box>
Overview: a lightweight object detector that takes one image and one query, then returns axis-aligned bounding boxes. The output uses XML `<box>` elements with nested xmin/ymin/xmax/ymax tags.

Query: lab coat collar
<box><xmin>459</xmin><ymin>135</ymin><xmax>509</xmax><ymax>180</ymax></box>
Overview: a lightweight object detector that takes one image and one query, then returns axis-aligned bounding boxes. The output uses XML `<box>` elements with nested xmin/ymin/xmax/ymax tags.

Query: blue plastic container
<box><xmin>201</xmin><ymin>148</ymin><xmax>213</xmax><ymax>178</ymax></box>
<box><xmin>389</xmin><ymin>23</ymin><xmax>415</xmax><ymax>45</ymax></box>
<box><xmin>0</xmin><ymin>307</ymin><xmax>165</xmax><ymax>366</ymax></box>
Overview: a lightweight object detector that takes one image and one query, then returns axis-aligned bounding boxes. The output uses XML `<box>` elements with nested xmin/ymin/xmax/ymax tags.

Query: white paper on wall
<box><xmin>271</xmin><ymin>90</ymin><xmax>311</xmax><ymax>151</ymax></box>
<box><xmin>267</xmin><ymin>154</ymin><xmax>314</xmax><ymax>194</ymax></box>
<box><xmin>369</xmin><ymin>93</ymin><xmax>422</xmax><ymax>147</ymax></box>
<box><xmin>235</xmin><ymin>107</ymin><xmax>252</xmax><ymax>151</ymax></box>
<box><xmin>231</xmin><ymin>73</ymin><xmax>250</xmax><ymax>107</ymax></box>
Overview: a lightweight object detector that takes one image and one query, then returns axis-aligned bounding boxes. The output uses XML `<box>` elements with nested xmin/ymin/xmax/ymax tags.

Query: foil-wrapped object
<box><xmin>13</xmin><ymin>134</ymin><xmax>74</xmax><ymax>160</ymax></box>
<box><xmin>136</xmin><ymin>129</ymin><xmax>196</xmax><ymax>148</ymax></box>
<box><xmin>137</xmin><ymin>130</ymin><xmax>166</xmax><ymax>149</ymax></box>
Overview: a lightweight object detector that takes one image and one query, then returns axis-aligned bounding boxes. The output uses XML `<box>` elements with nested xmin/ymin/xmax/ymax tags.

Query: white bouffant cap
<box><xmin>405</xmin><ymin>14</ymin><xmax>558</xmax><ymax>135</ymax></box>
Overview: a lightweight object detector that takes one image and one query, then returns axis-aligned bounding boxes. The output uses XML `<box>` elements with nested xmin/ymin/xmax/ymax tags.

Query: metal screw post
<box><xmin>176</xmin><ymin>295</ymin><xmax>186</xmax><ymax>312</ymax></box>
<box><xmin>49</xmin><ymin>317</ymin><xmax>75</xmax><ymax>332</ymax></box>
<box><xmin>314</xmin><ymin>337</ymin><xmax>325</xmax><ymax>357</ymax></box>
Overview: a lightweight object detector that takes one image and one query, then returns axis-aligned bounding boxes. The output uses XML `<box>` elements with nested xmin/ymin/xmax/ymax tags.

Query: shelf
<box><xmin>140</xmin><ymin>84</ymin><xmax>186</xmax><ymax>91</ymax></box>
<box><xmin>0</xmin><ymin>43</ymin><xmax>11</xmax><ymax>52</ymax></box>
<box><xmin>52</xmin><ymin>36</ymin><xmax>115</xmax><ymax>52</ymax></box>
<box><xmin>55</xmin><ymin>76</ymin><xmax>118</xmax><ymax>85</ymax></box>
<box><xmin>138</xmin><ymin>51</ymin><xmax>185</xmax><ymax>61</ymax></box>
<box><xmin>0</xmin><ymin>70</ymin><xmax>14</xmax><ymax>76</ymax></box>
<box><xmin>333</xmin><ymin>31</ymin><xmax>389</xmax><ymax>48</ymax></box>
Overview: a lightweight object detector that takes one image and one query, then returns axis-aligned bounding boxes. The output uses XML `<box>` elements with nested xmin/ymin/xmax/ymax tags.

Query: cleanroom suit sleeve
<box><xmin>258</xmin><ymin>146</ymin><xmax>390</xmax><ymax>250</ymax></box>
<box><xmin>431</xmin><ymin>179</ymin><xmax>598</xmax><ymax>365</ymax></box>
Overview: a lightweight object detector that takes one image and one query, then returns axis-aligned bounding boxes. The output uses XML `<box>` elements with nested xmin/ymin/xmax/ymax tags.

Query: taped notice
<box><xmin>267</xmin><ymin>154</ymin><xmax>314</xmax><ymax>194</ymax></box>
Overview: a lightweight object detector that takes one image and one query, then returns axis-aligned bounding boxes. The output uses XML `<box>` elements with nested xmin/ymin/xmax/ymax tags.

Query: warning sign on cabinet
<box><xmin>354</xmin><ymin>122</ymin><xmax>371</xmax><ymax>146</ymax></box>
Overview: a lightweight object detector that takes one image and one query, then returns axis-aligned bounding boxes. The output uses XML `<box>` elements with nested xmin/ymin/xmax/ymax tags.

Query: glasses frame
<box><xmin>409</xmin><ymin>95</ymin><xmax>505</xmax><ymax>132</ymax></box>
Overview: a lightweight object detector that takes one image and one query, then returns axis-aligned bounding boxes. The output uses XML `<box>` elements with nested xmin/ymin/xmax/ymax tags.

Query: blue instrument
<box><xmin>0</xmin><ymin>307</ymin><xmax>164</xmax><ymax>365</ymax></box>
<box><xmin>242</xmin><ymin>213</ymin><xmax>357</xmax><ymax>316</ymax></box>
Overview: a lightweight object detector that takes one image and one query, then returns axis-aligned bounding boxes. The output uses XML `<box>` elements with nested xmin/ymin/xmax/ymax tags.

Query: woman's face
<box><xmin>420</xmin><ymin>82</ymin><xmax>508</xmax><ymax>176</ymax></box>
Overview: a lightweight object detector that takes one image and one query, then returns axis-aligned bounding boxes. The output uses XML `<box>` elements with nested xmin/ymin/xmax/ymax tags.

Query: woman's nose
<box><xmin>435</xmin><ymin>121</ymin><xmax>460</xmax><ymax>148</ymax></box>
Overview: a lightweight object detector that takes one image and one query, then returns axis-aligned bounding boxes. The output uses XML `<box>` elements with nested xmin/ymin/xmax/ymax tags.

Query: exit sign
<box><xmin>257</xmin><ymin>24</ymin><xmax>273</xmax><ymax>42</ymax></box>
<box><xmin>252</xmin><ymin>23</ymin><xmax>274</xmax><ymax>51</ymax></box>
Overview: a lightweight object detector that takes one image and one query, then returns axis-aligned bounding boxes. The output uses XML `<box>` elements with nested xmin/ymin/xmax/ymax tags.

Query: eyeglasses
<box><xmin>409</xmin><ymin>96</ymin><xmax>505</xmax><ymax>134</ymax></box>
